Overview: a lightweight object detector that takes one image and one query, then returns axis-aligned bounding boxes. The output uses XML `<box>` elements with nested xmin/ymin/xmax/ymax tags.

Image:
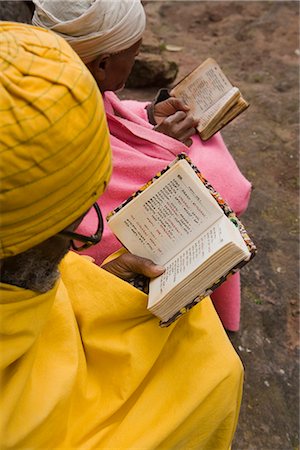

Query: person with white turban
<box><xmin>32</xmin><ymin>0</ymin><xmax>252</xmax><ymax>332</ymax></box>
<box><xmin>0</xmin><ymin>21</ymin><xmax>244</xmax><ymax>450</ymax></box>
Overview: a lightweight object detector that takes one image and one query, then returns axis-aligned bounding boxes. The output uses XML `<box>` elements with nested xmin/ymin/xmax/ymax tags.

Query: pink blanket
<box><xmin>78</xmin><ymin>91</ymin><xmax>252</xmax><ymax>331</ymax></box>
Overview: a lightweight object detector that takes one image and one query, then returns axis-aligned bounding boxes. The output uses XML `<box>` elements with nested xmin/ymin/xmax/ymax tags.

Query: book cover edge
<box><xmin>106</xmin><ymin>153</ymin><xmax>257</xmax><ymax>327</ymax></box>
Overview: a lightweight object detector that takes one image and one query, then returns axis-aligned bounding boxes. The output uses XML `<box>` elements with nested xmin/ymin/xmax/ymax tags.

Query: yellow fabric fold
<box><xmin>0</xmin><ymin>251</ymin><xmax>243</xmax><ymax>449</ymax></box>
<box><xmin>0</xmin><ymin>22</ymin><xmax>112</xmax><ymax>258</ymax></box>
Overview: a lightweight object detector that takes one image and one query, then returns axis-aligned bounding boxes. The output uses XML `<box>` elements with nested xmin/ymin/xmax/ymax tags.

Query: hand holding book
<box><xmin>107</xmin><ymin>154</ymin><xmax>256</xmax><ymax>326</ymax></box>
<box><xmin>102</xmin><ymin>249</ymin><xmax>165</xmax><ymax>282</ymax></box>
<box><xmin>170</xmin><ymin>58</ymin><xmax>249</xmax><ymax>140</ymax></box>
<box><xmin>147</xmin><ymin>58</ymin><xmax>249</xmax><ymax>142</ymax></box>
<box><xmin>152</xmin><ymin>97</ymin><xmax>198</xmax><ymax>147</ymax></box>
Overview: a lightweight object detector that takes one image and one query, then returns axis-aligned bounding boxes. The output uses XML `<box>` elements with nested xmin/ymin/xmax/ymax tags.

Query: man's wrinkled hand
<box><xmin>154</xmin><ymin>111</ymin><xmax>199</xmax><ymax>147</ymax></box>
<box><xmin>153</xmin><ymin>98</ymin><xmax>199</xmax><ymax>147</ymax></box>
<box><xmin>102</xmin><ymin>252</ymin><xmax>165</xmax><ymax>280</ymax></box>
<box><xmin>153</xmin><ymin>97</ymin><xmax>190</xmax><ymax>125</ymax></box>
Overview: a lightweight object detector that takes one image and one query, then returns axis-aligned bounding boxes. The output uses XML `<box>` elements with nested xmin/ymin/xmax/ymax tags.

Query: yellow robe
<box><xmin>0</xmin><ymin>252</ymin><xmax>243</xmax><ymax>449</ymax></box>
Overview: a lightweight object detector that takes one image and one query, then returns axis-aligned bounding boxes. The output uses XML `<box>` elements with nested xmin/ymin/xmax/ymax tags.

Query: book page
<box><xmin>197</xmin><ymin>87</ymin><xmax>240</xmax><ymax>131</ymax></box>
<box><xmin>148</xmin><ymin>216</ymin><xmax>232</xmax><ymax>307</ymax></box>
<box><xmin>107</xmin><ymin>159</ymin><xmax>223</xmax><ymax>265</ymax></box>
<box><xmin>171</xmin><ymin>58</ymin><xmax>233</xmax><ymax>117</ymax></box>
<box><xmin>148</xmin><ymin>216</ymin><xmax>235</xmax><ymax>305</ymax></box>
<box><xmin>200</xmin><ymin>95</ymin><xmax>250</xmax><ymax>140</ymax></box>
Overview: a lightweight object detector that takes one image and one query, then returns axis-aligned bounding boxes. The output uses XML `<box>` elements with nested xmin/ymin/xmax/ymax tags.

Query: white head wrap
<box><xmin>32</xmin><ymin>0</ymin><xmax>146</xmax><ymax>63</ymax></box>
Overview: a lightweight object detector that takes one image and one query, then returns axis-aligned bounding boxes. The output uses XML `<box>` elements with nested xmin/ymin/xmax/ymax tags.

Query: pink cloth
<box><xmin>78</xmin><ymin>91</ymin><xmax>251</xmax><ymax>331</ymax></box>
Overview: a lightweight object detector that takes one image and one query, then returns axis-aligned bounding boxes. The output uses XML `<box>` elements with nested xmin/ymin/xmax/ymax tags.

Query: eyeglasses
<box><xmin>58</xmin><ymin>203</ymin><xmax>104</xmax><ymax>251</ymax></box>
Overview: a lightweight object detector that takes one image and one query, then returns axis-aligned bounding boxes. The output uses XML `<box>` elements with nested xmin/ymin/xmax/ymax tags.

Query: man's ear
<box><xmin>87</xmin><ymin>53</ymin><xmax>110</xmax><ymax>82</ymax></box>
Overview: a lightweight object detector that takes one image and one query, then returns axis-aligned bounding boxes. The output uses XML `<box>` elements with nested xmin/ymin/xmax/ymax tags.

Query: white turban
<box><xmin>32</xmin><ymin>0</ymin><xmax>146</xmax><ymax>63</ymax></box>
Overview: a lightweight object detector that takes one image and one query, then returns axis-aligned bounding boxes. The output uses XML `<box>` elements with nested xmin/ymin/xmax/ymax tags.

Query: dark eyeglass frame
<box><xmin>58</xmin><ymin>203</ymin><xmax>103</xmax><ymax>251</ymax></box>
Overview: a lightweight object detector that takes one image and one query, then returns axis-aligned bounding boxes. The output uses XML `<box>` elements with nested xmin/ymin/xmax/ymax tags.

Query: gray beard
<box><xmin>1</xmin><ymin>247</ymin><xmax>67</xmax><ymax>293</ymax></box>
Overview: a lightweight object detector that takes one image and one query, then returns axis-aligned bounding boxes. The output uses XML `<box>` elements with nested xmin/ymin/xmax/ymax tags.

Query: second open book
<box><xmin>107</xmin><ymin>154</ymin><xmax>256</xmax><ymax>326</ymax></box>
<box><xmin>170</xmin><ymin>58</ymin><xmax>249</xmax><ymax>141</ymax></box>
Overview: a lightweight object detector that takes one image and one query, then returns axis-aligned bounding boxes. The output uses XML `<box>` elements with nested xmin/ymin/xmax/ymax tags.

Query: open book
<box><xmin>170</xmin><ymin>58</ymin><xmax>249</xmax><ymax>141</ymax></box>
<box><xmin>107</xmin><ymin>154</ymin><xmax>256</xmax><ymax>326</ymax></box>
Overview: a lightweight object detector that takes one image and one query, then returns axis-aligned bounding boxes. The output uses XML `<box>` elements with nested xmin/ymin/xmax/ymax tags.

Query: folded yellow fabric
<box><xmin>0</xmin><ymin>22</ymin><xmax>111</xmax><ymax>258</ymax></box>
<box><xmin>0</xmin><ymin>251</ymin><xmax>243</xmax><ymax>449</ymax></box>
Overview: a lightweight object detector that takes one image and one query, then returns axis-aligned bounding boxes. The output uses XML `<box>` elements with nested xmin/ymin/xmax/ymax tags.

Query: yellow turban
<box><xmin>0</xmin><ymin>22</ymin><xmax>112</xmax><ymax>259</ymax></box>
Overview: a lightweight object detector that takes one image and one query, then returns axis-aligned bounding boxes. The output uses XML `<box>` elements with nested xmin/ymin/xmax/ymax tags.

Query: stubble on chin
<box><xmin>0</xmin><ymin>245</ymin><xmax>69</xmax><ymax>293</ymax></box>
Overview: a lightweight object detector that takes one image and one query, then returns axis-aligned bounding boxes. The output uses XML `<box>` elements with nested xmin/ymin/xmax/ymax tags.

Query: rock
<box><xmin>126</xmin><ymin>52</ymin><xmax>178</xmax><ymax>88</ymax></box>
<box><xmin>139</xmin><ymin>28</ymin><xmax>162</xmax><ymax>55</ymax></box>
<box><xmin>275</xmin><ymin>80</ymin><xmax>292</xmax><ymax>92</ymax></box>
<box><xmin>208</xmin><ymin>12</ymin><xmax>222</xmax><ymax>22</ymax></box>
<box><xmin>0</xmin><ymin>1</ymin><xmax>34</xmax><ymax>23</ymax></box>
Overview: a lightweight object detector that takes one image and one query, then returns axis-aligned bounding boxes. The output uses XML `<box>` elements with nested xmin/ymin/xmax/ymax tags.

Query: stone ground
<box><xmin>122</xmin><ymin>2</ymin><xmax>299</xmax><ymax>449</ymax></box>
<box><xmin>1</xmin><ymin>1</ymin><xmax>299</xmax><ymax>449</ymax></box>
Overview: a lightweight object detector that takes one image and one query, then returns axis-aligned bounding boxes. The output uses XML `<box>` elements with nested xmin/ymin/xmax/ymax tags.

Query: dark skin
<box><xmin>63</xmin><ymin>215</ymin><xmax>164</xmax><ymax>282</ymax></box>
<box><xmin>0</xmin><ymin>211</ymin><xmax>165</xmax><ymax>290</ymax></box>
<box><xmin>86</xmin><ymin>40</ymin><xmax>199</xmax><ymax>147</ymax></box>
<box><xmin>102</xmin><ymin>252</ymin><xmax>165</xmax><ymax>280</ymax></box>
<box><xmin>82</xmin><ymin>42</ymin><xmax>199</xmax><ymax>279</ymax></box>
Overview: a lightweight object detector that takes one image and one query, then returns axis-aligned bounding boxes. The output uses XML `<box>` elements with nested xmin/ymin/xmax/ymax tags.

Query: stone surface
<box><xmin>127</xmin><ymin>20</ymin><xmax>179</xmax><ymax>88</ymax></box>
<box><xmin>126</xmin><ymin>52</ymin><xmax>178</xmax><ymax>88</ymax></box>
<box><xmin>0</xmin><ymin>1</ymin><xmax>33</xmax><ymax>23</ymax></box>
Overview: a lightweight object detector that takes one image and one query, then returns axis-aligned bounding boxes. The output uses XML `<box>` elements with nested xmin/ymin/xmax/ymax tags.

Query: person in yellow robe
<box><xmin>0</xmin><ymin>21</ymin><xmax>243</xmax><ymax>450</ymax></box>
